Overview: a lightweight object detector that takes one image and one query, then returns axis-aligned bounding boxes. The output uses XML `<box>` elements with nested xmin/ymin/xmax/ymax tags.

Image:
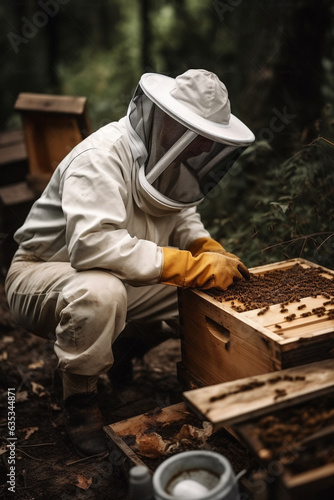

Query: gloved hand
<box><xmin>160</xmin><ymin>247</ymin><xmax>250</xmax><ymax>291</ymax></box>
<box><xmin>188</xmin><ymin>237</ymin><xmax>240</xmax><ymax>260</ymax></box>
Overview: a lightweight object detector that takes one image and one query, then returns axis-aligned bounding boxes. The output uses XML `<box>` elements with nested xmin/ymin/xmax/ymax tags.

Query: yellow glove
<box><xmin>160</xmin><ymin>247</ymin><xmax>250</xmax><ymax>290</ymax></box>
<box><xmin>188</xmin><ymin>237</ymin><xmax>240</xmax><ymax>260</ymax></box>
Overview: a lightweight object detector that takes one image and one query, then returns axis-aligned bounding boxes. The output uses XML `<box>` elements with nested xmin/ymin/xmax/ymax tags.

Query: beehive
<box><xmin>15</xmin><ymin>93</ymin><xmax>92</xmax><ymax>195</ymax></box>
<box><xmin>178</xmin><ymin>258</ymin><xmax>334</xmax><ymax>388</ymax></box>
<box><xmin>235</xmin><ymin>389</ymin><xmax>334</xmax><ymax>498</ymax></box>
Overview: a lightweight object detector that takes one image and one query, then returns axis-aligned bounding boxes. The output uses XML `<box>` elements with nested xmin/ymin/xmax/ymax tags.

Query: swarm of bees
<box><xmin>207</xmin><ymin>264</ymin><xmax>334</xmax><ymax>325</ymax></box>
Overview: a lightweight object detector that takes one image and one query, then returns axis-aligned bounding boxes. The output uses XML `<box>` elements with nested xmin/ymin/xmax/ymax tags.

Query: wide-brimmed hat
<box><xmin>139</xmin><ymin>69</ymin><xmax>255</xmax><ymax>145</ymax></box>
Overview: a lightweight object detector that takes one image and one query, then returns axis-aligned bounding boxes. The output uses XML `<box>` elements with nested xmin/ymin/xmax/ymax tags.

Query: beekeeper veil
<box><xmin>126</xmin><ymin>69</ymin><xmax>255</xmax><ymax>213</ymax></box>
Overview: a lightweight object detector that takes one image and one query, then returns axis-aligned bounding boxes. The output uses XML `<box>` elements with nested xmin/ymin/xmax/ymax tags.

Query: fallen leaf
<box><xmin>22</xmin><ymin>426</ymin><xmax>39</xmax><ymax>440</ymax></box>
<box><xmin>2</xmin><ymin>336</ymin><xmax>14</xmax><ymax>344</ymax></box>
<box><xmin>28</xmin><ymin>359</ymin><xmax>44</xmax><ymax>370</ymax></box>
<box><xmin>176</xmin><ymin>422</ymin><xmax>213</xmax><ymax>442</ymax></box>
<box><xmin>135</xmin><ymin>432</ymin><xmax>171</xmax><ymax>458</ymax></box>
<box><xmin>31</xmin><ymin>382</ymin><xmax>46</xmax><ymax>397</ymax></box>
<box><xmin>51</xmin><ymin>403</ymin><xmax>61</xmax><ymax>411</ymax></box>
<box><xmin>75</xmin><ymin>474</ymin><xmax>92</xmax><ymax>490</ymax></box>
<box><xmin>16</xmin><ymin>391</ymin><xmax>29</xmax><ymax>403</ymax></box>
<box><xmin>0</xmin><ymin>443</ymin><xmax>8</xmax><ymax>455</ymax></box>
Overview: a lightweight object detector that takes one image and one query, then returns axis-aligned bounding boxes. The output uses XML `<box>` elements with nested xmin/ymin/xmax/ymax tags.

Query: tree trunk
<box><xmin>237</xmin><ymin>0</ymin><xmax>331</xmax><ymax>157</ymax></box>
<box><xmin>140</xmin><ymin>0</ymin><xmax>152</xmax><ymax>71</ymax></box>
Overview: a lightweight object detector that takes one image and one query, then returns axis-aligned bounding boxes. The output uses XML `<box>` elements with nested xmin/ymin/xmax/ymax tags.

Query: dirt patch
<box><xmin>0</xmin><ymin>281</ymin><xmax>256</xmax><ymax>499</ymax></box>
<box><xmin>0</xmin><ymin>280</ymin><xmax>186</xmax><ymax>499</ymax></box>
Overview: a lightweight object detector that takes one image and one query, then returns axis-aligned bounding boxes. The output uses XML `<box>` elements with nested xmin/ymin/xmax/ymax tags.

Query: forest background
<box><xmin>1</xmin><ymin>0</ymin><xmax>334</xmax><ymax>269</ymax></box>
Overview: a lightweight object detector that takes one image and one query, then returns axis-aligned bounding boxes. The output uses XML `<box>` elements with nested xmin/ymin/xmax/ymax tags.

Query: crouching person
<box><xmin>5</xmin><ymin>69</ymin><xmax>254</xmax><ymax>457</ymax></box>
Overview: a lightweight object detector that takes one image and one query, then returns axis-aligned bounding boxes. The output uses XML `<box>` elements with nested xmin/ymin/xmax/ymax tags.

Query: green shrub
<box><xmin>199</xmin><ymin>134</ymin><xmax>334</xmax><ymax>270</ymax></box>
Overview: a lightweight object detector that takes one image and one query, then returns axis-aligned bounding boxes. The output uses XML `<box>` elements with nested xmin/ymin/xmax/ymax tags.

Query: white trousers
<box><xmin>5</xmin><ymin>255</ymin><xmax>179</xmax><ymax>376</ymax></box>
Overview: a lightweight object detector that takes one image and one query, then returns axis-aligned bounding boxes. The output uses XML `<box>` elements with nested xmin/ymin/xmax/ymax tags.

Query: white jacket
<box><xmin>14</xmin><ymin>117</ymin><xmax>209</xmax><ymax>286</ymax></box>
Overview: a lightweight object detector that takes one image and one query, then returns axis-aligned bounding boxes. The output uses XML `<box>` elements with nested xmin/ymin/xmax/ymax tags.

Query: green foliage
<box><xmin>2</xmin><ymin>0</ymin><xmax>334</xmax><ymax>273</ymax></box>
<box><xmin>199</xmin><ymin>136</ymin><xmax>334</xmax><ymax>269</ymax></box>
<box><xmin>57</xmin><ymin>0</ymin><xmax>142</xmax><ymax>128</ymax></box>
<box><xmin>58</xmin><ymin>48</ymin><xmax>137</xmax><ymax>127</ymax></box>
<box><xmin>263</xmin><ymin>137</ymin><xmax>334</xmax><ymax>268</ymax></box>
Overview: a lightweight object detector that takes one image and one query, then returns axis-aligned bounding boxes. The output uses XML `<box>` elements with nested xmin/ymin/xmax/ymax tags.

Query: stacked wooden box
<box><xmin>0</xmin><ymin>93</ymin><xmax>92</xmax><ymax>272</ymax></box>
<box><xmin>177</xmin><ymin>258</ymin><xmax>334</xmax><ymax>388</ymax></box>
<box><xmin>14</xmin><ymin>92</ymin><xmax>92</xmax><ymax>196</ymax></box>
<box><xmin>177</xmin><ymin>258</ymin><xmax>334</xmax><ymax>498</ymax></box>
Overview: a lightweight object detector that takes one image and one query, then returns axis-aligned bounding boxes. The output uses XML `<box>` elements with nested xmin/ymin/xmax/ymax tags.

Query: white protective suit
<box><xmin>5</xmin><ymin>116</ymin><xmax>209</xmax><ymax>376</ymax></box>
<box><xmin>5</xmin><ymin>69</ymin><xmax>254</xmax><ymax>382</ymax></box>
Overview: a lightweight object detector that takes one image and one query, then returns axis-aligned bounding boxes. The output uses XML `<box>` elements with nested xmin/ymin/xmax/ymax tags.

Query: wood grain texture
<box><xmin>179</xmin><ymin>259</ymin><xmax>334</xmax><ymax>387</ymax></box>
<box><xmin>183</xmin><ymin>359</ymin><xmax>334</xmax><ymax>428</ymax></box>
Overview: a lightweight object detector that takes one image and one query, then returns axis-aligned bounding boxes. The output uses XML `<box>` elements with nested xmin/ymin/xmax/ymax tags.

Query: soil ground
<box><xmin>0</xmin><ymin>280</ymin><xmax>254</xmax><ymax>500</ymax></box>
<box><xmin>0</xmin><ymin>279</ymin><xmax>186</xmax><ymax>499</ymax></box>
<box><xmin>1</xmin><ymin>278</ymin><xmax>334</xmax><ymax>500</ymax></box>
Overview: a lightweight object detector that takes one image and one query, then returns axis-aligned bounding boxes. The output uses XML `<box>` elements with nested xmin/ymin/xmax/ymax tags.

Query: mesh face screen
<box><xmin>129</xmin><ymin>85</ymin><xmax>246</xmax><ymax>204</ymax></box>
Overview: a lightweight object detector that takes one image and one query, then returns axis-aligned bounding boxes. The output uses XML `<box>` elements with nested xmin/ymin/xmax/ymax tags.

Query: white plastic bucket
<box><xmin>152</xmin><ymin>450</ymin><xmax>240</xmax><ymax>500</ymax></box>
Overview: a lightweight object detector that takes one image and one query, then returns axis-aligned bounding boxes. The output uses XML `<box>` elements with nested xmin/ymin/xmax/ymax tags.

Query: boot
<box><xmin>108</xmin><ymin>321</ymin><xmax>179</xmax><ymax>386</ymax></box>
<box><xmin>64</xmin><ymin>392</ymin><xmax>108</xmax><ymax>457</ymax></box>
<box><xmin>107</xmin><ymin>336</ymin><xmax>137</xmax><ymax>386</ymax></box>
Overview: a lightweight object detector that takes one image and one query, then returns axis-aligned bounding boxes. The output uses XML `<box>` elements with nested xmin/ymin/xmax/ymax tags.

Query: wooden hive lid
<box><xmin>14</xmin><ymin>93</ymin><xmax>88</xmax><ymax>115</ymax></box>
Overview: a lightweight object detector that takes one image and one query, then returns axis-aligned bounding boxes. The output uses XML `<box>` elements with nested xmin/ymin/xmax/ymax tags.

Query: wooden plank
<box><xmin>0</xmin><ymin>181</ymin><xmax>35</xmax><ymax>205</ymax></box>
<box><xmin>0</xmin><ymin>129</ymin><xmax>25</xmax><ymax>147</ymax></box>
<box><xmin>242</xmin><ymin>295</ymin><xmax>334</xmax><ymax>340</ymax></box>
<box><xmin>282</xmin><ymin>463</ymin><xmax>334</xmax><ymax>491</ymax></box>
<box><xmin>109</xmin><ymin>402</ymin><xmax>190</xmax><ymax>437</ymax></box>
<box><xmin>243</xmin><ymin>295</ymin><xmax>333</xmax><ymax>325</ymax></box>
<box><xmin>249</xmin><ymin>257</ymin><xmax>333</xmax><ymax>275</ymax></box>
<box><xmin>183</xmin><ymin>359</ymin><xmax>334</xmax><ymax>429</ymax></box>
<box><xmin>0</xmin><ymin>130</ymin><xmax>27</xmax><ymax>168</ymax></box>
<box><xmin>249</xmin><ymin>258</ymin><xmax>310</xmax><ymax>274</ymax></box>
<box><xmin>0</xmin><ymin>142</ymin><xmax>27</xmax><ymax>166</ymax></box>
<box><xmin>279</xmin><ymin>325</ymin><xmax>334</xmax><ymax>345</ymax></box>
<box><xmin>103</xmin><ymin>425</ymin><xmax>147</xmax><ymax>469</ymax></box>
<box><xmin>273</xmin><ymin>320</ymin><xmax>334</xmax><ymax>341</ymax></box>
<box><xmin>15</xmin><ymin>93</ymin><xmax>87</xmax><ymax>115</ymax></box>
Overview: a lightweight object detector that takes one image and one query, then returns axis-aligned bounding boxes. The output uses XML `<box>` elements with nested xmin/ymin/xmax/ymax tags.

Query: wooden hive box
<box><xmin>0</xmin><ymin>129</ymin><xmax>28</xmax><ymax>186</ymax></box>
<box><xmin>183</xmin><ymin>360</ymin><xmax>334</xmax><ymax>499</ymax></box>
<box><xmin>235</xmin><ymin>391</ymin><xmax>334</xmax><ymax>500</ymax></box>
<box><xmin>178</xmin><ymin>258</ymin><xmax>334</xmax><ymax>388</ymax></box>
<box><xmin>15</xmin><ymin>92</ymin><xmax>92</xmax><ymax>195</ymax></box>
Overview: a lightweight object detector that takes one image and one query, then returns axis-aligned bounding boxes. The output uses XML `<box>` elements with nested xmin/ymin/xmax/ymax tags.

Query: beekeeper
<box><xmin>5</xmin><ymin>69</ymin><xmax>255</xmax><ymax>457</ymax></box>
